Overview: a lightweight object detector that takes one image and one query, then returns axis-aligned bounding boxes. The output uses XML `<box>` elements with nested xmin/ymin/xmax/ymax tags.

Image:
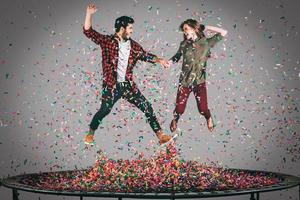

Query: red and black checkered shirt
<box><xmin>83</xmin><ymin>26</ymin><xmax>157</xmax><ymax>91</ymax></box>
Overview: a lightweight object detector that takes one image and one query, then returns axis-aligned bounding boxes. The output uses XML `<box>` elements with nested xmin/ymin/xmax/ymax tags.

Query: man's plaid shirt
<box><xmin>83</xmin><ymin>26</ymin><xmax>158</xmax><ymax>92</ymax></box>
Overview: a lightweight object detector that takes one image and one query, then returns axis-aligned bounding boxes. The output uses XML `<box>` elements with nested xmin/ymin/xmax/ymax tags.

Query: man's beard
<box><xmin>122</xmin><ymin>32</ymin><xmax>129</xmax><ymax>41</ymax></box>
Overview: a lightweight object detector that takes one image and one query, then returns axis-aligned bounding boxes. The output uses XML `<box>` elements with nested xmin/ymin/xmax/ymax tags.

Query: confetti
<box><xmin>19</xmin><ymin>144</ymin><xmax>281</xmax><ymax>192</ymax></box>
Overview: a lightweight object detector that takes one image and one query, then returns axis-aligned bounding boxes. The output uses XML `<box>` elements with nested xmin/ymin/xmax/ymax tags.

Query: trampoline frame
<box><xmin>1</xmin><ymin>169</ymin><xmax>300</xmax><ymax>200</ymax></box>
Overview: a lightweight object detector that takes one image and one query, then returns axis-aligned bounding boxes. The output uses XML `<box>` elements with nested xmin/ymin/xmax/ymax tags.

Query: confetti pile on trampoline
<box><xmin>18</xmin><ymin>144</ymin><xmax>281</xmax><ymax>193</ymax></box>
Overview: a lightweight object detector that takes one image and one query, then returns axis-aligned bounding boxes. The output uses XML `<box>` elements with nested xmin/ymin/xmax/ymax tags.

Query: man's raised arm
<box><xmin>83</xmin><ymin>4</ymin><xmax>108</xmax><ymax>47</ymax></box>
<box><xmin>84</xmin><ymin>4</ymin><xmax>97</xmax><ymax>30</ymax></box>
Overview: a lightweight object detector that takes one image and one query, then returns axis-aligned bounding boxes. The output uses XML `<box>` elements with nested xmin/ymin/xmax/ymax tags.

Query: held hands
<box><xmin>86</xmin><ymin>3</ymin><xmax>98</xmax><ymax>15</ymax></box>
<box><xmin>157</xmin><ymin>58</ymin><xmax>171</xmax><ymax>68</ymax></box>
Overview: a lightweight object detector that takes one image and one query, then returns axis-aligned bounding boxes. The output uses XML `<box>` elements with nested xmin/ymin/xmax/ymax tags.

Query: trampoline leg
<box><xmin>12</xmin><ymin>189</ymin><xmax>19</xmax><ymax>200</ymax></box>
<box><xmin>80</xmin><ymin>196</ymin><xmax>83</xmax><ymax>200</ymax></box>
<box><xmin>118</xmin><ymin>197</ymin><xmax>122</xmax><ymax>200</ymax></box>
<box><xmin>250</xmin><ymin>193</ymin><xmax>256</xmax><ymax>200</ymax></box>
<box><xmin>256</xmin><ymin>192</ymin><xmax>260</xmax><ymax>200</ymax></box>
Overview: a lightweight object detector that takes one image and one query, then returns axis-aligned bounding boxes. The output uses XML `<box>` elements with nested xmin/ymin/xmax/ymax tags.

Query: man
<box><xmin>83</xmin><ymin>4</ymin><xmax>173</xmax><ymax>146</ymax></box>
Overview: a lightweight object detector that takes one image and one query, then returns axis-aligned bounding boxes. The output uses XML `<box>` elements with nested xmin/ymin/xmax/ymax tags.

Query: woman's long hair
<box><xmin>180</xmin><ymin>19</ymin><xmax>211</xmax><ymax>58</ymax></box>
<box><xmin>179</xmin><ymin>19</ymin><xmax>205</xmax><ymax>41</ymax></box>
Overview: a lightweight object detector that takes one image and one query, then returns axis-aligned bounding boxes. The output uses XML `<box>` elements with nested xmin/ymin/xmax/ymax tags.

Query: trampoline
<box><xmin>1</xmin><ymin>144</ymin><xmax>300</xmax><ymax>200</ymax></box>
<box><xmin>1</xmin><ymin>169</ymin><xmax>300</xmax><ymax>200</ymax></box>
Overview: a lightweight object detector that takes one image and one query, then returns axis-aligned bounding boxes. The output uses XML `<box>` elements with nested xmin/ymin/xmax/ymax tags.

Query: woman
<box><xmin>169</xmin><ymin>19</ymin><xmax>227</xmax><ymax>133</ymax></box>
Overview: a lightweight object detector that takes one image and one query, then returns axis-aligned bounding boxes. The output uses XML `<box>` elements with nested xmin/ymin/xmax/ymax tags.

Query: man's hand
<box><xmin>84</xmin><ymin>4</ymin><xmax>98</xmax><ymax>30</ymax></box>
<box><xmin>157</xmin><ymin>58</ymin><xmax>171</xmax><ymax>68</ymax></box>
<box><xmin>86</xmin><ymin>3</ymin><xmax>98</xmax><ymax>15</ymax></box>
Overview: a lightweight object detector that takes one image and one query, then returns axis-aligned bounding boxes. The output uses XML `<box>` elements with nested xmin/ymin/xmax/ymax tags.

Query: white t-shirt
<box><xmin>117</xmin><ymin>40</ymin><xmax>131</xmax><ymax>82</ymax></box>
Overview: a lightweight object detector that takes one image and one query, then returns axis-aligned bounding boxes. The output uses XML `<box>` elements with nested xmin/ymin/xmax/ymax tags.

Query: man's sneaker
<box><xmin>84</xmin><ymin>133</ymin><xmax>95</xmax><ymax>146</ymax></box>
<box><xmin>152</xmin><ymin>134</ymin><xmax>179</xmax><ymax>157</ymax></box>
<box><xmin>159</xmin><ymin>133</ymin><xmax>178</xmax><ymax>146</ymax></box>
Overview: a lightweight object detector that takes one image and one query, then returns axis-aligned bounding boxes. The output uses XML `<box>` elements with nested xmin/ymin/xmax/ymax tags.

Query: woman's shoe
<box><xmin>170</xmin><ymin>119</ymin><xmax>177</xmax><ymax>132</ymax></box>
<box><xmin>207</xmin><ymin>117</ymin><xmax>215</xmax><ymax>132</ymax></box>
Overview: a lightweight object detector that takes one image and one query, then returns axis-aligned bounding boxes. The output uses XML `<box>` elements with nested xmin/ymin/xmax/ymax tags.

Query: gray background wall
<box><xmin>0</xmin><ymin>0</ymin><xmax>299</xmax><ymax>199</ymax></box>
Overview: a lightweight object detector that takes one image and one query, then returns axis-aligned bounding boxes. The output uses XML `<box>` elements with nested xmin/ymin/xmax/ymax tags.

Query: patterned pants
<box><xmin>90</xmin><ymin>81</ymin><xmax>161</xmax><ymax>133</ymax></box>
